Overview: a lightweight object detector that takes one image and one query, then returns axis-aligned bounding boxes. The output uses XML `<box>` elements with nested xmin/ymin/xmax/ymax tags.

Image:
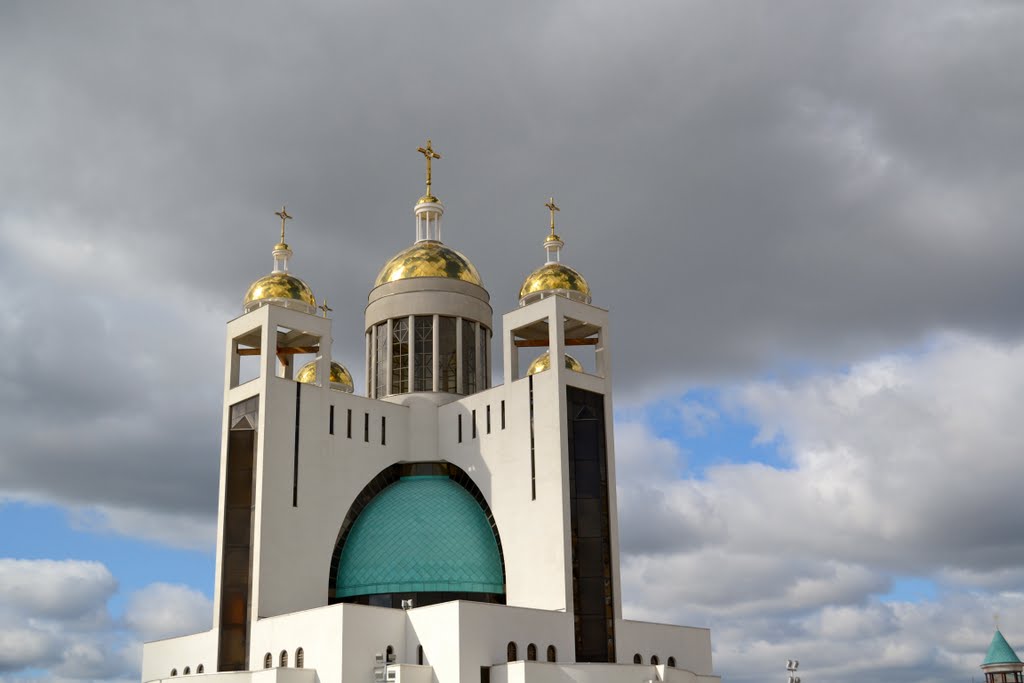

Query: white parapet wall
<box><xmin>491</xmin><ymin>661</ymin><xmax>720</xmax><ymax>683</ymax></box>
<box><xmin>141</xmin><ymin>629</ymin><xmax>218</xmax><ymax>682</ymax></box>
<box><xmin>615</xmin><ymin>620</ymin><xmax>715</xmax><ymax>675</ymax></box>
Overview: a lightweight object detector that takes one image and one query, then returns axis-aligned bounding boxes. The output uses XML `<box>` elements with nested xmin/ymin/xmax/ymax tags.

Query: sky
<box><xmin>1</xmin><ymin>1</ymin><xmax>1023</xmax><ymax>681</ymax></box>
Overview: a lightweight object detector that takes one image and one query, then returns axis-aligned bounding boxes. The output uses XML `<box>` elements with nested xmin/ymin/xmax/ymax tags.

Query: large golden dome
<box><xmin>375</xmin><ymin>240</ymin><xmax>483</xmax><ymax>287</ymax></box>
<box><xmin>244</xmin><ymin>272</ymin><xmax>317</xmax><ymax>312</ymax></box>
<box><xmin>518</xmin><ymin>262</ymin><xmax>590</xmax><ymax>303</ymax></box>
<box><xmin>527</xmin><ymin>350</ymin><xmax>584</xmax><ymax>375</ymax></box>
<box><xmin>296</xmin><ymin>360</ymin><xmax>355</xmax><ymax>393</ymax></box>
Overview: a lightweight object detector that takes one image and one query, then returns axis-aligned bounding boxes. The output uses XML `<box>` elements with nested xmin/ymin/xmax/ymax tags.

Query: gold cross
<box><xmin>416</xmin><ymin>139</ymin><xmax>441</xmax><ymax>196</ymax></box>
<box><xmin>544</xmin><ymin>197</ymin><xmax>560</xmax><ymax>235</ymax></box>
<box><xmin>319</xmin><ymin>297</ymin><xmax>333</xmax><ymax>318</ymax></box>
<box><xmin>275</xmin><ymin>206</ymin><xmax>292</xmax><ymax>244</ymax></box>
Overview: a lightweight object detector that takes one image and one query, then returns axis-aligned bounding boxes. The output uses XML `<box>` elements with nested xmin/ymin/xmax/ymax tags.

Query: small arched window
<box><xmin>633</xmin><ymin>654</ymin><xmax>642</xmax><ymax>664</ymax></box>
<box><xmin>184</xmin><ymin>666</ymin><xmax>191</xmax><ymax>675</ymax></box>
<box><xmin>197</xmin><ymin>664</ymin><xmax>204</xmax><ymax>673</ymax></box>
<box><xmin>264</xmin><ymin>652</ymin><xmax>273</xmax><ymax>668</ymax></box>
<box><xmin>170</xmin><ymin>669</ymin><xmax>178</xmax><ymax>677</ymax></box>
<box><xmin>546</xmin><ymin>645</ymin><xmax>556</xmax><ymax>662</ymax></box>
<box><xmin>527</xmin><ymin>644</ymin><xmax>537</xmax><ymax>661</ymax></box>
<box><xmin>667</xmin><ymin>657</ymin><xmax>676</xmax><ymax>668</ymax></box>
<box><xmin>280</xmin><ymin>650</ymin><xmax>288</xmax><ymax>667</ymax></box>
<box><xmin>507</xmin><ymin>641</ymin><xmax>518</xmax><ymax>662</ymax></box>
<box><xmin>296</xmin><ymin>647</ymin><xmax>304</xmax><ymax>668</ymax></box>
<box><xmin>651</xmin><ymin>655</ymin><xmax>659</xmax><ymax>665</ymax></box>
<box><xmin>386</xmin><ymin>645</ymin><xmax>394</xmax><ymax>662</ymax></box>
<box><xmin>418</xmin><ymin>645</ymin><xmax>424</xmax><ymax>665</ymax></box>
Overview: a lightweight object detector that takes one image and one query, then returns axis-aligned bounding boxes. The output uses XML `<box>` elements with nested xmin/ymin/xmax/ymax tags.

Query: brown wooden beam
<box><xmin>514</xmin><ymin>338</ymin><xmax>598</xmax><ymax>348</ymax></box>
<box><xmin>237</xmin><ymin>346</ymin><xmax>319</xmax><ymax>356</ymax></box>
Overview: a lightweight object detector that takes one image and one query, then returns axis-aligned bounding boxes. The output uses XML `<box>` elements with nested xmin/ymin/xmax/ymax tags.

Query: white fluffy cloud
<box><xmin>616</xmin><ymin>333</ymin><xmax>1024</xmax><ymax>683</ymax></box>
<box><xmin>0</xmin><ymin>559</ymin><xmax>210</xmax><ymax>681</ymax></box>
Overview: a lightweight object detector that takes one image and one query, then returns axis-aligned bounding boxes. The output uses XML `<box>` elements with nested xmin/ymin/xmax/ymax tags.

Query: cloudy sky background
<box><xmin>2</xmin><ymin>1</ymin><xmax>1023</xmax><ymax>681</ymax></box>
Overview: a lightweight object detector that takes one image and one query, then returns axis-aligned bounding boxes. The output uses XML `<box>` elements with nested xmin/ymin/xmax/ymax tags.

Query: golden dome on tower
<box><xmin>244</xmin><ymin>273</ymin><xmax>317</xmax><ymax>311</ymax></box>
<box><xmin>375</xmin><ymin>240</ymin><xmax>483</xmax><ymax>287</ymax></box>
<box><xmin>518</xmin><ymin>263</ymin><xmax>590</xmax><ymax>303</ymax></box>
<box><xmin>296</xmin><ymin>360</ymin><xmax>355</xmax><ymax>393</ymax></box>
<box><xmin>244</xmin><ymin>206</ymin><xmax>318</xmax><ymax>314</ymax></box>
<box><xmin>527</xmin><ymin>351</ymin><xmax>584</xmax><ymax>375</ymax></box>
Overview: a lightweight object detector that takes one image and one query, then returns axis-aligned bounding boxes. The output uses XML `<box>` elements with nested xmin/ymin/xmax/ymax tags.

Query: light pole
<box><xmin>786</xmin><ymin>659</ymin><xmax>801</xmax><ymax>683</ymax></box>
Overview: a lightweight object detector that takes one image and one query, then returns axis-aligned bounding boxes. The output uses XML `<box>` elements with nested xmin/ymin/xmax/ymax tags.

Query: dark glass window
<box><xmin>414</xmin><ymin>316</ymin><xmax>433</xmax><ymax>391</ymax></box>
<box><xmin>472</xmin><ymin>410</ymin><xmax>477</xmax><ymax>439</ymax></box>
<box><xmin>507</xmin><ymin>642</ymin><xmax>517</xmax><ymax>662</ymax></box>
<box><xmin>479</xmin><ymin>326</ymin><xmax>489</xmax><ymax>389</ymax></box>
<box><xmin>392</xmin><ymin>318</ymin><xmax>409</xmax><ymax>394</ymax></box>
<box><xmin>546</xmin><ymin>645</ymin><xmax>556</xmax><ymax>662</ymax></box>
<box><xmin>296</xmin><ymin>648</ymin><xmax>304</xmax><ymax>668</ymax></box>
<box><xmin>439</xmin><ymin>317</ymin><xmax>457</xmax><ymax>392</ymax></box>
<box><xmin>462</xmin><ymin>319</ymin><xmax>476</xmax><ymax>394</ymax></box>
<box><xmin>667</xmin><ymin>657</ymin><xmax>676</xmax><ymax>668</ymax></box>
<box><xmin>633</xmin><ymin>654</ymin><xmax>642</xmax><ymax>664</ymax></box>
<box><xmin>375</xmin><ymin>323</ymin><xmax>387</xmax><ymax>398</ymax></box>
<box><xmin>418</xmin><ymin>645</ymin><xmax>424</xmax><ymax>665</ymax></box>
<box><xmin>458</xmin><ymin>414</ymin><xmax>463</xmax><ymax>443</ymax></box>
<box><xmin>486</xmin><ymin>405</ymin><xmax>491</xmax><ymax>434</ymax></box>
<box><xmin>650</xmin><ymin>655</ymin><xmax>659</xmax><ymax>665</ymax></box>
<box><xmin>527</xmin><ymin>644</ymin><xmax>537</xmax><ymax>661</ymax></box>
<box><xmin>280</xmin><ymin>650</ymin><xmax>288</xmax><ymax>667</ymax></box>
<box><xmin>329</xmin><ymin>405</ymin><xmax>334</xmax><ymax>435</ymax></box>
<box><xmin>381</xmin><ymin>416</ymin><xmax>386</xmax><ymax>446</ymax></box>
<box><xmin>347</xmin><ymin>409</ymin><xmax>352</xmax><ymax>439</ymax></box>
<box><xmin>265</xmin><ymin>653</ymin><xmax>272</xmax><ymax>669</ymax></box>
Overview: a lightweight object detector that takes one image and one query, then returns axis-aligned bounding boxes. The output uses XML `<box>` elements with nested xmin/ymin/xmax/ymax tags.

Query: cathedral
<box><xmin>141</xmin><ymin>142</ymin><xmax>721</xmax><ymax>683</ymax></box>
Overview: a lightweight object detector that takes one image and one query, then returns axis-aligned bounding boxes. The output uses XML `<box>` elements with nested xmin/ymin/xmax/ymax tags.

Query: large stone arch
<box><xmin>328</xmin><ymin>461</ymin><xmax>506</xmax><ymax>608</ymax></box>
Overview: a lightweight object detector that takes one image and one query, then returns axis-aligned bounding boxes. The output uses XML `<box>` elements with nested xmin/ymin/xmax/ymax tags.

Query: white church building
<box><xmin>141</xmin><ymin>142</ymin><xmax>721</xmax><ymax>683</ymax></box>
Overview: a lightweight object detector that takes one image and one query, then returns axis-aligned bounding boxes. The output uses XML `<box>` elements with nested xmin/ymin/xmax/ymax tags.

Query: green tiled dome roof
<box><xmin>985</xmin><ymin>630</ymin><xmax>1022</xmax><ymax>666</ymax></box>
<box><xmin>334</xmin><ymin>476</ymin><xmax>504</xmax><ymax>598</ymax></box>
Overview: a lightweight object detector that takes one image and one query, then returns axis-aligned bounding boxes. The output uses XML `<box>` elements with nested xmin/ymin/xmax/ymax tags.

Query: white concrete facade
<box><xmin>141</xmin><ymin>226</ymin><xmax>720</xmax><ymax>683</ymax></box>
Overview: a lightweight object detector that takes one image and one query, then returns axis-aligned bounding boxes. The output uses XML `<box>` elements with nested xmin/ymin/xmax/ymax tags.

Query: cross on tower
<box><xmin>417</xmin><ymin>139</ymin><xmax>441</xmax><ymax>197</ymax></box>
<box><xmin>319</xmin><ymin>297</ymin><xmax>333</xmax><ymax>318</ymax></box>
<box><xmin>545</xmin><ymin>197</ymin><xmax>560</xmax><ymax>235</ymax></box>
<box><xmin>275</xmin><ymin>206</ymin><xmax>293</xmax><ymax>244</ymax></box>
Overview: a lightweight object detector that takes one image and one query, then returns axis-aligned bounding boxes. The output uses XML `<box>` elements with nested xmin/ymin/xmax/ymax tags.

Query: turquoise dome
<box><xmin>985</xmin><ymin>630</ymin><xmax>1022</xmax><ymax>666</ymax></box>
<box><xmin>334</xmin><ymin>476</ymin><xmax>504</xmax><ymax>598</ymax></box>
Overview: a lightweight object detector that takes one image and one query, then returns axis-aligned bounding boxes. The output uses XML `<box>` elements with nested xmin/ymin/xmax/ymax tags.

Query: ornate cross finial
<box><xmin>416</xmin><ymin>139</ymin><xmax>442</xmax><ymax>197</ymax></box>
<box><xmin>275</xmin><ymin>206</ymin><xmax>293</xmax><ymax>244</ymax></box>
<box><xmin>544</xmin><ymin>197</ymin><xmax>560</xmax><ymax>235</ymax></box>
<box><xmin>319</xmin><ymin>297</ymin><xmax>333</xmax><ymax>318</ymax></box>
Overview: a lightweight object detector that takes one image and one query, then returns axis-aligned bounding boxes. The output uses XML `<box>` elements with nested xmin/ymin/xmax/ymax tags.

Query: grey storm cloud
<box><xmin>2</xmin><ymin>2</ymin><xmax>1024</xmax><ymax>681</ymax></box>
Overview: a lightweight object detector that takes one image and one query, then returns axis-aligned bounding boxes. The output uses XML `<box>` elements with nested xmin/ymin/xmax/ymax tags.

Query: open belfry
<box><xmin>141</xmin><ymin>142</ymin><xmax>721</xmax><ymax>683</ymax></box>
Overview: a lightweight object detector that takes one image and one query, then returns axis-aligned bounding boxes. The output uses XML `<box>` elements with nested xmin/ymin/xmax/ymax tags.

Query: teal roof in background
<box><xmin>985</xmin><ymin>630</ymin><xmax>1022</xmax><ymax>666</ymax></box>
<box><xmin>335</xmin><ymin>476</ymin><xmax>504</xmax><ymax>598</ymax></box>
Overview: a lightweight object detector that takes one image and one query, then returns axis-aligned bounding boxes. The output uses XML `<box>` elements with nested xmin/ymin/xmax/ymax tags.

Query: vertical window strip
<box><xmin>329</xmin><ymin>405</ymin><xmax>334</xmax><ymax>435</ymax></box>
<box><xmin>346</xmin><ymin>408</ymin><xmax>352</xmax><ymax>439</ymax></box>
<box><xmin>486</xmin><ymin>404</ymin><xmax>491</xmax><ymax>434</ymax></box>
<box><xmin>375</xmin><ymin>322</ymin><xmax>387</xmax><ymax>398</ymax></box>
<box><xmin>458</xmin><ymin>414</ymin><xmax>463</xmax><ymax>443</ymax></box>
<box><xmin>293</xmin><ymin>383</ymin><xmax>301</xmax><ymax>507</ymax></box>
<box><xmin>472</xmin><ymin>409</ymin><xmax>477</xmax><ymax>439</ymax></box>
<box><xmin>391</xmin><ymin>318</ymin><xmax>409</xmax><ymax>394</ymax></box>
<box><xmin>381</xmin><ymin>415</ymin><xmax>386</xmax><ymax>446</ymax></box>
<box><xmin>364</xmin><ymin>412</ymin><xmax>369</xmax><ymax>443</ymax></box>
<box><xmin>462</xmin><ymin>319</ymin><xmax>476</xmax><ymax>394</ymax></box>
<box><xmin>501</xmin><ymin>400</ymin><xmax>505</xmax><ymax>429</ymax></box>
<box><xmin>414</xmin><ymin>316</ymin><xmax>433</xmax><ymax>391</ymax></box>
<box><xmin>439</xmin><ymin>317</ymin><xmax>457</xmax><ymax>393</ymax></box>
<box><xmin>528</xmin><ymin>375</ymin><xmax>536</xmax><ymax>500</ymax></box>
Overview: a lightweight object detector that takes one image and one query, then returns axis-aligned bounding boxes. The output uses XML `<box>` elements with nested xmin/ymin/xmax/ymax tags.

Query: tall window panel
<box><xmin>478</xmin><ymin>326</ymin><xmax>490</xmax><ymax>389</ymax></box>
<box><xmin>462</xmin><ymin>319</ymin><xmax>476</xmax><ymax>394</ymax></box>
<box><xmin>391</xmin><ymin>318</ymin><xmax>409</xmax><ymax>394</ymax></box>
<box><xmin>375</xmin><ymin>322</ymin><xmax>387</xmax><ymax>398</ymax></box>
<box><xmin>414</xmin><ymin>316</ymin><xmax>433</xmax><ymax>391</ymax></box>
<box><xmin>439</xmin><ymin>316</ymin><xmax>457</xmax><ymax>393</ymax></box>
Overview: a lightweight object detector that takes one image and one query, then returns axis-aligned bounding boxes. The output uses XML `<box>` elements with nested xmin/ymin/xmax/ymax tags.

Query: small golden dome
<box><xmin>518</xmin><ymin>262</ymin><xmax>590</xmax><ymax>303</ymax></box>
<box><xmin>375</xmin><ymin>240</ymin><xmax>483</xmax><ymax>287</ymax></box>
<box><xmin>527</xmin><ymin>351</ymin><xmax>584</xmax><ymax>375</ymax></box>
<box><xmin>244</xmin><ymin>272</ymin><xmax>317</xmax><ymax>312</ymax></box>
<box><xmin>295</xmin><ymin>360</ymin><xmax>355</xmax><ymax>393</ymax></box>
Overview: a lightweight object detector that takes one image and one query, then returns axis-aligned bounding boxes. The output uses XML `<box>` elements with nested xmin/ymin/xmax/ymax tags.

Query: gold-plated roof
<box><xmin>527</xmin><ymin>351</ymin><xmax>584</xmax><ymax>375</ymax></box>
<box><xmin>518</xmin><ymin>262</ymin><xmax>590</xmax><ymax>301</ymax></box>
<box><xmin>375</xmin><ymin>240</ymin><xmax>483</xmax><ymax>287</ymax></box>
<box><xmin>244</xmin><ymin>272</ymin><xmax>316</xmax><ymax>309</ymax></box>
<box><xmin>296</xmin><ymin>360</ymin><xmax>355</xmax><ymax>393</ymax></box>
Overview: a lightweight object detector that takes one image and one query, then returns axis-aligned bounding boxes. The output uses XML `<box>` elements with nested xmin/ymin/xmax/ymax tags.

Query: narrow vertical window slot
<box><xmin>381</xmin><ymin>416</ymin><xmax>386</xmax><ymax>446</ymax></box>
<box><xmin>486</xmin><ymin>405</ymin><xmax>491</xmax><ymax>434</ymax></box>
<box><xmin>472</xmin><ymin>410</ymin><xmax>477</xmax><ymax>439</ymax></box>
<box><xmin>364</xmin><ymin>412</ymin><xmax>369</xmax><ymax>443</ymax></box>
<box><xmin>501</xmin><ymin>400</ymin><xmax>505</xmax><ymax>429</ymax></box>
<box><xmin>346</xmin><ymin>408</ymin><xmax>352</xmax><ymax>439</ymax></box>
<box><xmin>528</xmin><ymin>376</ymin><xmax>536</xmax><ymax>500</ymax></box>
<box><xmin>458</xmin><ymin>414</ymin><xmax>463</xmax><ymax>443</ymax></box>
<box><xmin>329</xmin><ymin>405</ymin><xmax>335</xmax><ymax>435</ymax></box>
<box><xmin>293</xmin><ymin>383</ymin><xmax>301</xmax><ymax>507</ymax></box>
